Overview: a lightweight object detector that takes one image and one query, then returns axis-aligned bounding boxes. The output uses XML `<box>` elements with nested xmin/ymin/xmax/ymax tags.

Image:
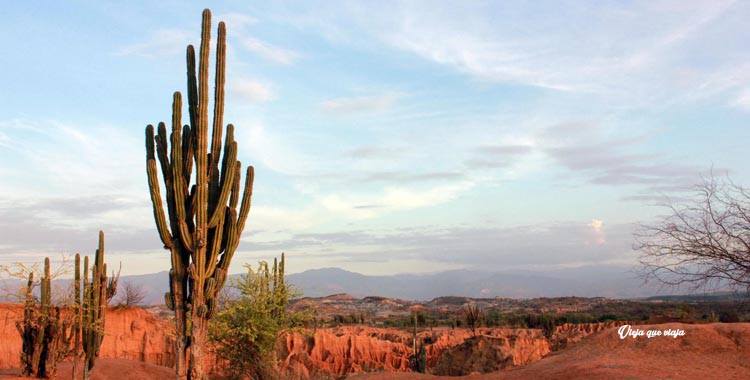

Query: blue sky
<box><xmin>1</xmin><ymin>0</ymin><xmax>749</xmax><ymax>276</ymax></box>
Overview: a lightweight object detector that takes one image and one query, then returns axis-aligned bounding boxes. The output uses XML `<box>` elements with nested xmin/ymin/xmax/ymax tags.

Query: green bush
<box><xmin>209</xmin><ymin>254</ymin><xmax>307</xmax><ymax>379</ymax></box>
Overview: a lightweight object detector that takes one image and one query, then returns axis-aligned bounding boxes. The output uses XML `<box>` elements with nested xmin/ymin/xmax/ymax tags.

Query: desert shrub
<box><xmin>719</xmin><ymin>310</ymin><xmax>740</xmax><ymax>323</ymax></box>
<box><xmin>209</xmin><ymin>256</ymin><xmax>307</xmax><ymax>379</ymax></box>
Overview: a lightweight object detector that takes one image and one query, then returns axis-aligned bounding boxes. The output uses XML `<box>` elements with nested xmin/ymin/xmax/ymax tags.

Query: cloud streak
<box><xmin>321</xmin><ymin>93</ymin><xmax>402</xmax><ymax>114</ymax></box>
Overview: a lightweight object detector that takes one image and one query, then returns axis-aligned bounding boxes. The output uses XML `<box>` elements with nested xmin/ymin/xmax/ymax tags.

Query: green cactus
<box><xmin>72</xmin><ymin>253</ymin><xmax>82</xmax><ymax>380</ymax></box>
<box><xmin>80</xmin><ymin>231</ymin><xmax>115</xmax><ymax>380</ymax></box>
<box><xmin>144</xmin><ymin>8</ymin><xmax>255</xmax><ymax>380</ymax></box>
<box><xmin>15</xmin><ymin>258</ymin><xmax>74</xmax><ymax>378</ymax></box>
<box><xmin>15</xmin><ymin>232</ymin><xmax>116</xmax><ymax>379</ymax></box>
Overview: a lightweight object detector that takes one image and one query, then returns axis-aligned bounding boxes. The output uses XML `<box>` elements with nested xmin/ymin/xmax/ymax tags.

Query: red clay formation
<box><xmin>2</xmin><ymin>304</ymin><xmax>749</xmax><ymax>379</ymax></box>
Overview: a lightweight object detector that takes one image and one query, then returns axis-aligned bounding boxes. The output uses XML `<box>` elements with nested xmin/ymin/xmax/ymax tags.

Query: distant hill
<box><xmin>2</xmin><ymin>265</ymin><xmax>724</xmax><ymax>305</ymax></box>
<box><xmin>644</xmin><ymin>291</ymin><xmax>750</xmax><ymax>302</ymax></box>
<box><xmin>285</xmin><ymin>266</ymin><xmax>664</xmax><ymax>300</ymax></box>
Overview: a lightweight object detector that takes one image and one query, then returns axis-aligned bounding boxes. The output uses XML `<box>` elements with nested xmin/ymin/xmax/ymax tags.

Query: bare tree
<box><xmin>635</xmin><ymin>174</ymin><xmax>750</xmax><ymax>291</ymax></box>
<box><xmin>117</xmin><ymin>281</ymin><xmax>147</xmax><ymax>308</ymax></box>
<box><xmin>0</xmin><ymin>255</ymin><xmax>72</xmax><ymax>303</ymax></box>
<box><xmin>464</xmin><ymin>303</ymin><xmax>482</xmax><ymax>336</ymax></box>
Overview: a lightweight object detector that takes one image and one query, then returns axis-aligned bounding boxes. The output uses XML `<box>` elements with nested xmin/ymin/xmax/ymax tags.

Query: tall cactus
<box><xmin>144</xmin><ymin>8</ymin><xmax>255</xmax><ymax>380</ymax></box>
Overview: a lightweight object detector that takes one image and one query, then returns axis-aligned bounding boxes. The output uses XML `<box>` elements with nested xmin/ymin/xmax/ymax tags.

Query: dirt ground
<box><xmin>0</xmin><ymin>358</ymin><xmax>173</xmax><ymax>380</ymax></box>
<box><xmin>350</xmin><ymin>323</ymin><xmax>750</xmax><ymax>380</ymax></box>
<box><xmin>2</xmin><ymin>323</ymin><xmax>749</xmax><ymax>379</ymax></box>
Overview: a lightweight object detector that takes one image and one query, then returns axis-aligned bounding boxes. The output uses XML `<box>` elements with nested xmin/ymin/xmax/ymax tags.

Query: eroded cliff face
<box><xmin>551</xmin><ymin>321</ymin><xmax>625</xmax><ymax>350</ymax></box>
<box><xmin>0</xmin><ymin>304</ymin><xmax>175</xmax><ymax>369</ymax></box>
<box><xmin>277</xmin><ymin>326</ymin><xmax>557</xmax><ymax>378</ymax></box>
<box><xmin>0</xmin><ymin>304</ymin><xmax>620</xmax><ymax>378</ymax></box>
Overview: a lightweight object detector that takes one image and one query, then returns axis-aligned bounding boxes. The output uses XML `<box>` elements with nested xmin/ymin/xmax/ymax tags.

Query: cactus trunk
<box><xmin>144</xmin><ymin>8</ymin><xmax>255</xmax><ymax>380</ymax></box>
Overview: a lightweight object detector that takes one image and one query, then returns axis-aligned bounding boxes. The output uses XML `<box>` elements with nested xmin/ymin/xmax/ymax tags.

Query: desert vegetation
<box><xmin>144</xmin><ymin>9</ymin><xmax>255</xmax><ymax>380</ymax></box>
<box><xmin>209</xmin><ymin>253</ymin><xmax>308</xmax><ymax>379</ymax></box>
<box><xmin>14</xmin><ymin>232</ymin><xmax>118</xmax><ymax>380</ymax></box>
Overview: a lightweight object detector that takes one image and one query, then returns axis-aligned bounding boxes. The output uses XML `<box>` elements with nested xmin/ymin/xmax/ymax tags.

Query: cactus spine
<box><xmin>145</xmin><ymin>8</ymin><xmax>255</xmax><ymax>380</ymax></box>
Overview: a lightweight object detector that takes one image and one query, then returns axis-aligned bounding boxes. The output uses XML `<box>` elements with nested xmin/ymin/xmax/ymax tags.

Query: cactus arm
<box><xmin>146</xmin><ymin>125</ymin><xmax>173</xmax><ymax>248</ymax></box>
<box><xmin>229</xmin><ymin>161</ymin><xmax>241</xmax><ymax>210</ymax></box>
<box><xmin>237</xmin><ymin>166</ymin><xmax>255</xmax><ymax>231</ymax></box>
<box><xmin>192</xmin><ymin>9</ymin><xmax>212</xmax><ymax>285</ymax></box>
<box><xmin>205</xmin><ymin>206</ymin><xmax>226</xmax><ymax>277</ymax></box>
<box><xmin>208</xmin><ymin>21</ymin><xmax>226</xmax><ymax>185</ymax></box>
<box><xmin>207</xmin><ymin>141</ymin><xmax>236</xmax><ymax>227</ymax></box>
<box><xmin>217</xmin><ymin>208</ymin><xmax>238</xmax><ymax>274</ymax></box>
<box><xmin>156</xmin><ymin>122</ymin><xmax>180</xmax><ymax>232</ymax></box>
<box><xmin>185</xmin><ymin>43</ymin><xmax>197</xmax><ymax>184</ymax></box>
<box><xmin>182</xmin><ymin>125</ymin><xmax>194</xmax><ymax>183</ymax></box>
<box><xmin>170</xmin><ymin>92</ymin><xmax>195</xmax><ymax>252</ymax></box>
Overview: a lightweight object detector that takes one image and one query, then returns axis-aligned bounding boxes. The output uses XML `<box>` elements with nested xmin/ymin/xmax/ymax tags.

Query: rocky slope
<box><xmin>0</xmin><ymin>304</ymin><xmax>175</xmax><ymax>369</ymax></box>
<box><xmin>351</xmin><ymin>322</ymin><xmax>750</xmax><ymax>380</ymax></box>
<box><xmin>0</xmin><ymin>303</ymin><xmax>634</xmax><ymax>379</ymax></box>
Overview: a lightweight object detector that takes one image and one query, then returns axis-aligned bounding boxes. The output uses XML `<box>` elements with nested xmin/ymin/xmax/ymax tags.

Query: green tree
<box><xmin>209</xmin><ymin>253</ymin><xmax>306</xmax><ymax>379</ymax></box>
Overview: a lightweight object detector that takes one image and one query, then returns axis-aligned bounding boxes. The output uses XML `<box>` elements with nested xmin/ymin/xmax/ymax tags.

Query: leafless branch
<box><xmin>635</xmin><ymin>173</ymin><xmax>750</xmax><ymax>292</ymax></box>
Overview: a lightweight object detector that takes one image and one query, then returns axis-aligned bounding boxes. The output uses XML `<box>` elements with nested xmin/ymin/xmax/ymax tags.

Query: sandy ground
<box><xmin>0</xmin><ymin>358</ymin><xmax>173</xmax><ymax>380</ymax></box>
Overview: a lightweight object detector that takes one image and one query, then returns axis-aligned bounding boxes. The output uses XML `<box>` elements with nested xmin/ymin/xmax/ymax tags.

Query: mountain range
<box><xmin>2</xmin><ymin>264</ymin><xmax>707</xmax><ymax>305</ymax></box>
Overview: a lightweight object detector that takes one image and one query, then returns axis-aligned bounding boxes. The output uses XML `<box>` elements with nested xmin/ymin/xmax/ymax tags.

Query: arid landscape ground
<box><xmin>1</xmin><ymin>295</ymin><xmax>749</xmax><ymax>379</ymax></box>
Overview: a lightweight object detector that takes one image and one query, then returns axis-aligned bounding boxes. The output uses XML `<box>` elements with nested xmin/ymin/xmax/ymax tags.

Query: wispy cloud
<box><xmin>536</xmin><ymin>121</ymin><xmax>702</xmax><ymax>191</ymax></box>
<box><xmin>345</xmin><ymin>145</ymin><xmax>405</xmax><ymax>160</ymax></box>
<box><xmin>279</xmin><ymin>1</ymin><xmax>745</xmax><ymax>105</ymax></box>
<box><xmin>239</xmin><ymin>36</ymin><xmax>299</xmax><ymax>65</ymax></box>
<box><xmin>116</xmin><ymin>29</ymin><xmax>190</xmax><ymax>58</ymax></box>
<box><xmin>730</xmin><ymin>88</ymin><xmax>750</xmax><ymax>110</ymax></box>
<box><xmin>232</xmin><ymin>78</ymin><xmax>276</xmax><ymax>103</ymax></box>
<box><xmin>321</xmin><ymin>93</ymin><xmax>402</xmax><ymax>114</ymax></box>
<box><xmin>248</xmin><ymin>221</ymin><xmax>635</xmax><ymax>270</ymax></box>
<box><xmin>361</xmin><ymin>171</ymin><xmax>464</xmax><ymax>183</ymax></box>
<box><xmin>465</xmin><ymin>144</ymin><xmax>534</xmax><ymax>169</ymax></box>
<box><xmin>320</xmin><ymin>181</ymin><xmax>474</xmax><ymax>219</ymax></box>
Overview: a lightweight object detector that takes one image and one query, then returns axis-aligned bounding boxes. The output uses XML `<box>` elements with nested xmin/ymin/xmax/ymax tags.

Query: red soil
<box><xmin>350</xmin><ymin>322</ymin><xmax>750</xmax><ymax>380</ymax></box>
<box><xmin>0</xmin><ymin>304</ymin><xmax>175</xmax><ymax>369</ymax></box>
<box><xmin>278</xmin><ymin>326</ymin><xmax>550</xmax><ymax>378</ymax></box>
<box><xmin>0</xmin><ymin>358</ymin><xmax>173</xmax><ymax>380</ymax></box>
<box><xmin>3</xmin><ymin>303</ymin><xmax>748</xmax><ymax>379</ymax></box>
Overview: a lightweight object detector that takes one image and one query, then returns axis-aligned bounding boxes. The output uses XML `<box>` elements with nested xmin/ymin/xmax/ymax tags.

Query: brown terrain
<box><xmin>2</xmin><ymin>304</ymin><xmax>749</xmax><ymax>379</ymax></box>
<box><xmin>350</xmin><ymin>322</ymin><xmax>750</xmax><ymax>380</ymax></box>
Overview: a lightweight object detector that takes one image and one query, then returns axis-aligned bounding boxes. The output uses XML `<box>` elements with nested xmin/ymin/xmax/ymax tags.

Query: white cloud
<box><xmin>277</xmin><ymin>1</ymin><xmax>746</xmax><ymax>106</ymax></box>
<box><xmin>232</xmin><ymin>78</ymin><xmax>276</xmax><ymax>103</ymax></box>
<box><xmin>588</xmin><ymin>219</ymin><xmax>606</xmax><ymax>245</ymax></box>
<box><xmin>240</xmin><ymin>36</ymin><xmax>299</xmax><ymax>65</ymax></box>
<box><xmin>731</xmin><ymin>88</ymin><xmax>750</xmax><ymax>110</ymax></box>
<box><xmin>0</xmin><ymin>119</ymin><xmax>144</xmax><ymax>198</ymax></box>
<box><xmin>321</xmin><ymin>93</ymin><xmax>402</xmax><ymax>114</ymax></box>
<box><xmin>320</xmin><ymin>181</ymin><xmax>474</xmax><ymax>219</ymax></box>
<box><xmin>116</xmin><ymin>29</ymin><xmax>190</xmax><ymax>58</ymax></box>
<box><xmin>219</xmin><ymin>12</ymin><xmax>258</xmax><ymax>31</ymax></box>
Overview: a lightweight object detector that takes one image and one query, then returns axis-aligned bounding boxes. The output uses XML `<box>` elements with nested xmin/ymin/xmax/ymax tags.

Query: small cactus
<box><xmin>15</xmin><ymin>258</ymin><xmax>72</xmax><ymax>378</ymax></box>
<box><xmin>15</xmin><ymin>231</ymin><xmax>117</xmax><ymax>379</ymax></box>
<box><xmin>81</xmin><ymin>231</ymin><xmax>116</xmax><ymax>380</ymax></box>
